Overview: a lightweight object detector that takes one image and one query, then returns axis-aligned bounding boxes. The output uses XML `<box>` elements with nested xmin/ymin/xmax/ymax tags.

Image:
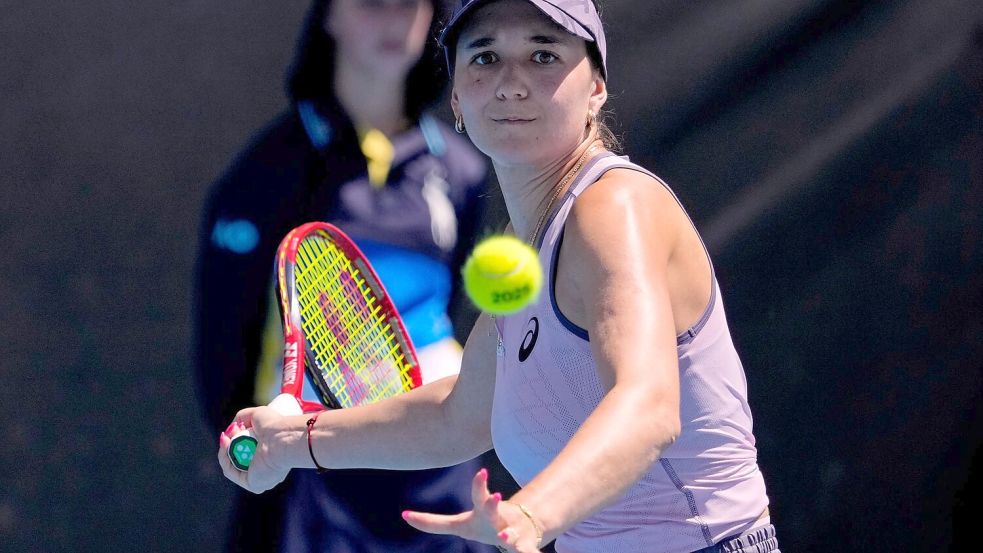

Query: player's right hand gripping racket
<box><xmin>228</xmin><ymin>222</ymin><xmax>423</xmax><ymax>471</ymax></box>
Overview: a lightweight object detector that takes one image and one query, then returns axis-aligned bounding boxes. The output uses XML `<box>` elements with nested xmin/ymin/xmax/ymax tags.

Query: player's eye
<box><xmin>531</xmin><ymin>51</ymin><xmax>558</xmax><ymax>64</ymax></box>
<box><xmin>471</xmin><ymin>52</ymin><xmax>498</xmax><ymax>66</ymax></box>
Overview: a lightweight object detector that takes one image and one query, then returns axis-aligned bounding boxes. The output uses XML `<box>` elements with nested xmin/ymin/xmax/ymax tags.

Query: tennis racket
<box><xmin>228</xmin><ymin>221</ymin><xmax>423</xmax><ymax>471</ymax></box>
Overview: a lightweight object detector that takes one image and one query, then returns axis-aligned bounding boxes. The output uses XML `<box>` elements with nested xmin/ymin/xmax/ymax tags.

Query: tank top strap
<box><xmin>562</xmin><ymin>152</ymin><xmax>715</xmax><ymax>276</ymax></box>
<box><xmin>567</xmin><ymin>152</ymin><xmax>630</xmax><ymax>197</ymax></box>
<box><xmin>542</xmin><ymin>152</ymin><xmax>686</xmax><ymax>248</ymax></box>
<box><xmin>539</xmin><ymin>151</ymin><xmax>721</xmax><ymax>345</ymax></box>
<box><xmin>536</xmin><ymin>152</ymin><xmax>624</xmax><ymax>249</ymax></box>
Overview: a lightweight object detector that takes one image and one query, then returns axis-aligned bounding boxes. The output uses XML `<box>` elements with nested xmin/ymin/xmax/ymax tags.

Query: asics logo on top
<box><xmin>518</xmin><ymin>317</ymin><xmax>539</xmax><ymax>362</ymax></box>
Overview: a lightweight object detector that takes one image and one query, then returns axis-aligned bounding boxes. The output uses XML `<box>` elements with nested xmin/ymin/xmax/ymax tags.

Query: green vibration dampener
<box><xmin>229</xmin><ymin>434</ymin><xmax>258</xmax><ymax>471</ymax></box>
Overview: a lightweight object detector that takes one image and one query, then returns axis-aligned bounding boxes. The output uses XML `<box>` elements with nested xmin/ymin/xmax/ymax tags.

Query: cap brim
<box><xmin>439</xmin><ymin>0</ymin><xmax>606</xmax><ymax>79</ymax></box>
<box><xmin>440</xmin><ymin>0</ymin><xmax>597</xmax><ymax>48</ymax></box>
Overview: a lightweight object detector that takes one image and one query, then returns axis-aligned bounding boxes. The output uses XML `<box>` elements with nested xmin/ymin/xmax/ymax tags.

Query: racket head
<box><xmin>275</xmin><ymin>222</ymin><xmax>422</xmax><ymax>411</ymax></box>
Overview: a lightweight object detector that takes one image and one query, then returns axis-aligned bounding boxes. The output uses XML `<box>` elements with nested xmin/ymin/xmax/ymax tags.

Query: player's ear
<box><xmin>450</xmin><ymin>88</ymin><xmax>461</xmax><ymax>120</ymax></box>
<box><xmin>588</xmin><ymin>73</ymin><xmax>607</xmax><ymax>116</ymax></box>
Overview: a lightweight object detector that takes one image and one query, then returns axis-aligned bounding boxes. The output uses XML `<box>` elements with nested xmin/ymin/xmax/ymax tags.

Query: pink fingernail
<box><xmin>498</xmin><ymin>530</ymin><xmax>510</xmax><ymax>541</ymax></box>
<box><xmin>401</xmin><ymin>510</ymin><xmax>411</xmax><ymax>520</ymax></box>
<box><xmin>479</xmin><ymin>468</ymin><xmax>488</xmax><ymax>479</ymax></box>
<box><xmin>491</xmin><ymin>492</ymin><xmax>502</xmax><ymax>502</ymax></box>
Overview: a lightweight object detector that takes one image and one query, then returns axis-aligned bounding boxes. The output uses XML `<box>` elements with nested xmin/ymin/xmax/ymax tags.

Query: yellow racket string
<box><xmin>298</xmin><ymin>244</ymin><xmax>383</xmax><ymax>403</ymax></box>
<box><xmin>294</xmin><ymin>234</ymin><xmax>415</xmax><ymax>408</ymax></box>
<box><xmin>298</xmin><ymin>244</ymin><xmax>402</xmax><ymax>406</ymax></box>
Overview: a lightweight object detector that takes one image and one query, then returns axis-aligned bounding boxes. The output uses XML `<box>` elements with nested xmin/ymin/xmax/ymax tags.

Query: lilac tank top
<box><xmin>490</xmin><ymin>154</ymin><xmax>769</xmax><ymax>553</ymax></box>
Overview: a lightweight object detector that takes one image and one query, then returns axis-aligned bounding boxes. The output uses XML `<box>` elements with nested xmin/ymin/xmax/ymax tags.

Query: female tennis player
<box><xmin>218</xmin><ymin>1</ymin><xmax>780</xmax><ymax>552</ymax></box>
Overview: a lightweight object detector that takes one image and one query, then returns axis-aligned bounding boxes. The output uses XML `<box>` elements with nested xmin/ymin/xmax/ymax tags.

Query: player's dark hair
<box><xmin>287</xmin><ymin>0</ymin><xmax>449</xmax><ymax>122</ymax></box>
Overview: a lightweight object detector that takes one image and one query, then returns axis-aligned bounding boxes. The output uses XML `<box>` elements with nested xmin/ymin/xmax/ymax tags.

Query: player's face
<box><xmin>450</xmin><ymin>0</ymin><xmax>607</xmax><ymax>166</ymax></box>
<box><xmin>326</xmin><ymin>0</ymin><xmax>434</xmax><ymax>78</ymax></box>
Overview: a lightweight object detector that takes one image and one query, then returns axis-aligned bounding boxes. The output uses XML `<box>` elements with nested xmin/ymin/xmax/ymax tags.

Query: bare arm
<box><xmin>306</xmin><ymin>312</ymin><xmax>500</xmax><ymax>469</ymax></box>
<box><xmin>218</xmin><ymin>313</ymin><xmax>500</xmax><ymax>492</ymax></box>
<box><xmin>509</xmin><ymin>169</ymin><xmax>688</xmax><ymax>542</ymax></box>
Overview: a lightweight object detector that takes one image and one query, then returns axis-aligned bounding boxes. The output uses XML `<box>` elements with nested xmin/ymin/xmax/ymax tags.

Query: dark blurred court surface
<box><xmin>1</xmin><ymin>1</ymin><xmax>980</xmax><ymax>551</ymax></box>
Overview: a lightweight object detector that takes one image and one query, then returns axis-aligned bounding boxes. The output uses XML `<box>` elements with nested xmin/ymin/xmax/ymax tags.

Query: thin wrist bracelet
<box><xmin>306</xmin><ymin>412</ymin><xmax>328</xmax><ymax>473</ymax></box>
<box><xmin>511</xmin><ymin>502</ymin><xmax>544</xmax><ymax>548</ymax></box>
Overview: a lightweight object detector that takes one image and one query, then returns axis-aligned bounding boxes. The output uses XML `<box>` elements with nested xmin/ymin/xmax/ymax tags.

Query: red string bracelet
<box><xmin>306</xmin><ymin>412</ymin><xmax>328</xmax><ymax>473</ymax></box>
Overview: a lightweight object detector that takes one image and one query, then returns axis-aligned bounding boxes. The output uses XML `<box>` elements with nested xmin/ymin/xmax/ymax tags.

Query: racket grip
<box><xmin>227</xmin><ymin>394</ymin><xmax>303</xmax><ymax>471</ymax></box>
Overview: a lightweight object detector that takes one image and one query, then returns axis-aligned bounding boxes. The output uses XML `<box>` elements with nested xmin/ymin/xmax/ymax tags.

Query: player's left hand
<box><xmin>401</xmin><ymin>468</ymin><xmax>543</xmax><ymax>552</ymax></box>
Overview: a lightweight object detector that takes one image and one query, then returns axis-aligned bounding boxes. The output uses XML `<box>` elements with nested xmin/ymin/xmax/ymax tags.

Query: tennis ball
<box><xmin>462</xmin><ymin>235</ymin><xmax>543</xmax><ymax>315</ymax></box>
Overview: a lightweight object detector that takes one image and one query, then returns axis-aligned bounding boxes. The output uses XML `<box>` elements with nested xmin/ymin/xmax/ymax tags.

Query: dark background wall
<box><xmin>1</xmin><ymin>1</ymin><xmax>981</xmax><ymax>551</ymax></box>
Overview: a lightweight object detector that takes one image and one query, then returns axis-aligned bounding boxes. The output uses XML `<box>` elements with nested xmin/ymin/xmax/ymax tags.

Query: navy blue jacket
<box><xmin>194</xmin><ymin>97</ymin><xmax>494</xmax><ymax>552</ymax></box>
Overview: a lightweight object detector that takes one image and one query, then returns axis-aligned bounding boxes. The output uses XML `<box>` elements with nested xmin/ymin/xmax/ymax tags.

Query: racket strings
<box><xmin>299</xmin><ymin>243</ymin><xmax>384</xmax><ymax>404</ymax></box>
<box><xmin>300</xmin><ymin>255</ymin><xmax>388</xmax><ymax>405</ymax></box>
<box><xmin>294</xmin><ymin>235</ymin><xmax>412</xmax><ymax>408</ymax></box>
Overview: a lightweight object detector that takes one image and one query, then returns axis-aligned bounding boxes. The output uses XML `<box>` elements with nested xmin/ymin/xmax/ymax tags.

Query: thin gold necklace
<box><xmin>529</xmin><ymin>141</ymin><xmax>602</xmax><ymax>245</ymax></box>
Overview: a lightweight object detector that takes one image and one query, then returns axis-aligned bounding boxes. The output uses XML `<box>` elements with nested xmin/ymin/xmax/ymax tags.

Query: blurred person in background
<box><xmin>194</xmin><ymin>0</ymin><xmax>495</xmax><ymax>551</ymax></box>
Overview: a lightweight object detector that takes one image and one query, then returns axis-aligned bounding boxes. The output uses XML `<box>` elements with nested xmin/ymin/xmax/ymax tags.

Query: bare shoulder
<box><xmin>565</xmin><ymin>167</ymin><xmax>687</xmax><ymax>258</ymax></box>
<box><xmin>558</xmin><ymin>165</ymin><xmax>713</xmax><ymax>336</ymax></box>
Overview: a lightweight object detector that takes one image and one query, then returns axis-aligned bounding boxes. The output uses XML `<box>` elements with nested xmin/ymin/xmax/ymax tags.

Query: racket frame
<box><xmin>274</xmin><ymin>221</ymin><xmax>422</xmax><ymax>413</ymax></box>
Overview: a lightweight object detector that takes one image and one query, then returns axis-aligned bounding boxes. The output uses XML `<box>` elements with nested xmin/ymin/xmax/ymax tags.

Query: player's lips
<box><xmin>492</xmin><ymin>117</ymin><xmax>536</xmax><ymax>124</ymax></box>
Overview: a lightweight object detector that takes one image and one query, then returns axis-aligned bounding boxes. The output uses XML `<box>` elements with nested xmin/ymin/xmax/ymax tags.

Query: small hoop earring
<box><xmin>586</xmin><ymin>110</ymin><xmax>597</xmax><ymax>129</ymax></box>
<box><xmin>455</xmin><ymin>115</ymin><xmax>466</xmax><ymax>134</ymax></box>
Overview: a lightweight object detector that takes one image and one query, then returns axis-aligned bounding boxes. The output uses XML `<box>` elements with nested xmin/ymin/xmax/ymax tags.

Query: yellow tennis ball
<box><xmin>462</xmin><ymin>235</ymin><xmax>543</xmax><ymax>315</ymax></box>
